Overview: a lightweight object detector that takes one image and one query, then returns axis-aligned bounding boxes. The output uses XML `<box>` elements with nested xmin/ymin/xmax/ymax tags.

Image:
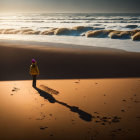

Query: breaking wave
<box><xmin>0</xmin><ymin>13</ymin><xmax>140</xmax><ymax>41</ymax></box>
<box><xmin>0</xmin><ymin>26</ymin><xmax>140</xmax><ymax>41</ymax></box>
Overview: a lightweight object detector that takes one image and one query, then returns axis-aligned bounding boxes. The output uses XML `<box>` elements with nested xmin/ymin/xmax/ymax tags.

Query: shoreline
<box><xmin>0</xmin><ymin>39</ymin><xmax>129</xmax><ymax>51</ymax></box>
<box><xmin>0</xmin><ymin>34</ymin><xmax>140</xmax><ymax>53</ymax></box>
<box><xmin>0</xmin><ymin>39</ymin><xmax>129</xmax><ymax>52</ymax></box>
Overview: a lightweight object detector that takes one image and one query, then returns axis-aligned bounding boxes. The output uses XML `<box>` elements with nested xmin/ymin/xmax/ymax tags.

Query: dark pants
<box><xmin>32</xmin><ymin>75</ymin><xmax>37</xmax><ymax>87</ymax></box>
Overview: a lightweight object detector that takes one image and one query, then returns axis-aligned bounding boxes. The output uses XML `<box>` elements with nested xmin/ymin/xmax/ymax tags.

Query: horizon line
<box><xmin>0</xmin><ymin>11</ymin><xmax>140</xmax><ymax>14</ymax></box>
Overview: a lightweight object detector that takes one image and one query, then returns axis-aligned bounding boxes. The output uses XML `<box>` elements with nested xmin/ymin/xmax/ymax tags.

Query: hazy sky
<box><xmin>0</xmin><ymin>0</ymin><xmax>140</xmax><ymax>13</ymax></box>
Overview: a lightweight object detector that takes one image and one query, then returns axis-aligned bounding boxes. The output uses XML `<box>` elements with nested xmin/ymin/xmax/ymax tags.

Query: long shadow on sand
<box><xmin>34</xmin><ymin>86</ymin><xmax>93</xmax><ymax>122</ymax></box>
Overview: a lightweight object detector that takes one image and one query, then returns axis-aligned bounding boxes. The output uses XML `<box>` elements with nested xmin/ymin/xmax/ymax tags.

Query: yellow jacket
<box><xmin>30</xmin><ymin>62</ymin><xmax>40</xmax><ymax>76</ymax></box>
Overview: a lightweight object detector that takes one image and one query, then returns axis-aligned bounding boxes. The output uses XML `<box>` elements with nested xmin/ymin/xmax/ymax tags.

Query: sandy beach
<box><xmin>0</xmin><ymin>40</ymin><xmax>140</xmax><ymax>81</ymax></box>
<box><xmin>0</xmin><ymin>41</ymin><xmax>140</xmax><ymax>140</ymax></box>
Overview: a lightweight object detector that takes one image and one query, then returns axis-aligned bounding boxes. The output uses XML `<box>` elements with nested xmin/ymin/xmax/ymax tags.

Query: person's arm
<box><xmin>36</xmin><ymin>65</ymin><xmax>40</xmax><ymax>75</ymax></box>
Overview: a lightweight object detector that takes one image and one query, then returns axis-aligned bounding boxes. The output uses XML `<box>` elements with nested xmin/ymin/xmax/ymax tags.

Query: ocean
<box><xmin>0</xmin><ymin>13</ymin><xmax>140</xmax><ymax>52</ymax></box>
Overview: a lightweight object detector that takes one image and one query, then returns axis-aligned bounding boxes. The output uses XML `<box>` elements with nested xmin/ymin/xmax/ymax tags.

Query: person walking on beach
<box><xmin>30</xmin><ymin>59</ymin><xmax>40</xmax><ymax>87</ymax></box>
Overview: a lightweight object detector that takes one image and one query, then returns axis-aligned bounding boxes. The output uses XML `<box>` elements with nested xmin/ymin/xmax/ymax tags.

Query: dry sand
<box><xmin>0</xmin><ymin>41</ymin><xmax>140</xmax><ymax>140</ymax></box>
<box><xmin>0</xmin><ymin>79</ymin><xmax>140</xmax><ymax>140</ymax></box>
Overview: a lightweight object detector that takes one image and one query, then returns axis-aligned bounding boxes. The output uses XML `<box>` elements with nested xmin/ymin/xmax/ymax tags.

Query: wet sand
<box><xmin>0</xmin><ymin>40</ymin><xmax>140</xmax><ymax>81</ymax></box>
<box><xmin>0</xmin><ymin>41</ymin><xmax>140</xmax><ymax>140</ymax></box>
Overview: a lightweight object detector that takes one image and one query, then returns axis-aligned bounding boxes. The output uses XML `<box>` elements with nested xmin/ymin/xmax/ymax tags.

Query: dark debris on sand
<box><xmin>136</xmin><ymin>116</ymin><xmax>140</xmax><ymax>120</ymax></box>
<box><xmin>110</xmin><ymin>128</ymin><xmax>130</xmax><ymax>138</ymax></box>
<box><xmin>122</xmin><ymin>99</ymin><xmax>127</xmax><ymax>102</ymax></box>
<box><xmin>40</xmin><ymin>126</ymin><xmax>48</xmax><ymax>130</ymax></box>
<box><xmin>49</xmin><ymin>114</ymin><xmax>52</xmax><ymax>116</ymax></box>
<box><xmin>94</xmin><ymin>112</ymin><xmax>99</xmax><ymax>114</ymax></box>
<box><xmin>129</xmin><ymin>97</ymin><xmax>140</xmax><ymax>103</ymax></box>
<box><xmin>121</xmin><ymin>109</ymin><xmax>126</xmax><ymax>112</ymax></box>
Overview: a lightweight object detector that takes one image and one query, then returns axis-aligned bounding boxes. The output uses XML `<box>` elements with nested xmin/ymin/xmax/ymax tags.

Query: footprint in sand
<box><xmin>36</xmin><ymin>112</ymin><xmax>46</xmax><ymax>120</ymax></box>
<box><xmin>94</xmin><ymin>115</ymin><xmax>121</xmax><ymax>125</ymax></box>
<box><xmin>11</xmin><ymin>87</ymin><xmax>20</xmax><ymax>95</ymax></box>
<box><xmin>40</xmin><ymin>85</ymin><xmax>59</xmax><ymax>95</ymax></box>
<box><xmin>12</xmin><ymin>87</ymin><xmax>20</xmax><ymax>92</ymax></box>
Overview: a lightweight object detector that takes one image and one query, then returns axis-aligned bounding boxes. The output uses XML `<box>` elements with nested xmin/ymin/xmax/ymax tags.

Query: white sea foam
<box><xmin>0</xmin><ymin>34</ymin><xmax>140</xmax><ymax>53</ymax></box>
<box><xmin>0</xmin><ymin>13</ymin><xmax>140</xmax><ymax>52</ymax></box>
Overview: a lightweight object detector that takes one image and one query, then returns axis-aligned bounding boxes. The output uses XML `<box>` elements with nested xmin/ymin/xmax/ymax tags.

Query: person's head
<box><xmin>32</xmin><ymin>59</ymin><xmax>36</xmax><ymax>63</ymax></box>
